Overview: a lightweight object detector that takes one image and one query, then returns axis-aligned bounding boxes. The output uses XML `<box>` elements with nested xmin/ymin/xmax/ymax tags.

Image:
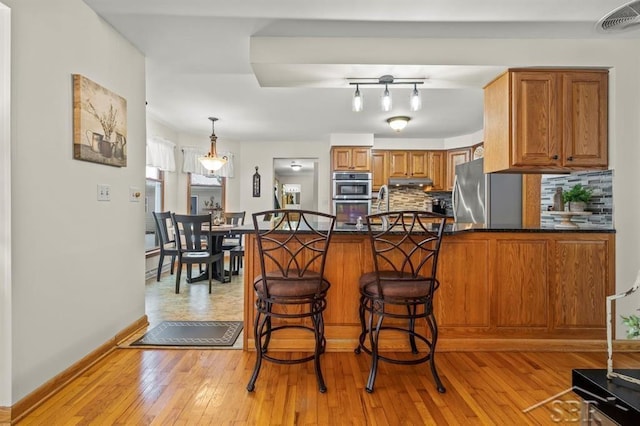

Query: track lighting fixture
<box><xmin>349</xmin><ymin>75</ymin><xmax>424</xmax><ymax>112</ymax></box>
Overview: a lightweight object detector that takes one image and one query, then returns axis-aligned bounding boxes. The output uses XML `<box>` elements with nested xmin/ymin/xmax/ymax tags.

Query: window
<box><xmin>145</xmin><ymin>166</ymin><xmax>164</xmax><ymax>252</ymax></box>
<box><xmin>188</xmin><ymin>173</ymin><xmax>224</xmax><ymax>215</ymax></box>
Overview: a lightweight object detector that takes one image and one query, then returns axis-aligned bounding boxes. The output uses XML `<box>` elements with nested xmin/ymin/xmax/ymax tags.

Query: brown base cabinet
<box><xmin>243</xmin><ymin>231</ymin><xmax>614</xmax><ymax>352</ymax></box>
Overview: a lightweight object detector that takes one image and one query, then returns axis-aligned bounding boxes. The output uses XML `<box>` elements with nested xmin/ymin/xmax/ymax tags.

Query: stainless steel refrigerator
<box><xmin>452</xmin><ymin>158</ymin><xmax>522</xmax><ymax>226</ymax></box>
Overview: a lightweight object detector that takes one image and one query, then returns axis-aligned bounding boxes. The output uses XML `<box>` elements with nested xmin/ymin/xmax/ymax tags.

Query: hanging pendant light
<box><xmin>352</xmin><ymin>84</ymin><xmax>363</xmax><ymax>112</ymax></box>
<box><xmin>381</xmin><ymin>84</ymin><xmax>392</xmax><ymax>112</ymax></box>
<box><xmin>410</xmin><ymin>83</ymin><xmax>422</xmax><ymax>111</ymax></box>
<box><xmin>199</xmin><ymin>117</ymin><xmax>228</xmax><ymax>171</ymax></box>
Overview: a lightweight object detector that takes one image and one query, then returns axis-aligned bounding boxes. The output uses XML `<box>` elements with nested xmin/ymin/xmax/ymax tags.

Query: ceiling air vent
<box><xmin>598</xmin><ymin>1</ymin><xmax>640</xmax><ymax>32</ymax></box>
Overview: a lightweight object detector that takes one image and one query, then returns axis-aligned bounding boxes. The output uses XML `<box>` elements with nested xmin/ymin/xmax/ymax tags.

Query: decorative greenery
<box><xmin>562</xmin><ymin>184</ymin><xmax>593</xmax><ymax>203</ymax></box>
<box><xmin>621</xmin><ymin>314</ymin><xmax>640</xmax><ymax>339</ymax></box>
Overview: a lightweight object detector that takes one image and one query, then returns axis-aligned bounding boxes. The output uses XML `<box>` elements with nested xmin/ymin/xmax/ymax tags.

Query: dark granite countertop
<box><xmin>334</xmin><ymin>222</ymin><xmax>615</xmax><ymax>234</ymax></box>
<box><xmin>232</xmin><ymin>222</ymin><xmax>615</xmax><ymax>235</ymax></box>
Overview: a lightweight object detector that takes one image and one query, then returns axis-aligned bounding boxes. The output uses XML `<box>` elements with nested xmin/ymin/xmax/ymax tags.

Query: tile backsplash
<box><xmin>373</xmin><ymin>187</ymin><xmax>453</xmax><ymax>216</ymax></box>
<box><xmin>540</xmin><ymin>170</ymin><xmax>613</xmax><ymax>229</ymax></box>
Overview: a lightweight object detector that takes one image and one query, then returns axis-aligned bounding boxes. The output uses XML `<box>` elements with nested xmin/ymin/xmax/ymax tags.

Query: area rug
<box><xmin>131</xmin><ymin>321</ymin><xmax>243</xmax><ymax>347</ymax></box>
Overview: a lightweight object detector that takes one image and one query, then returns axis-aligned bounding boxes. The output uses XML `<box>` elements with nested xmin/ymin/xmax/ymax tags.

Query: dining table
<box><xmin>186</xmin><ymin>223</ymin><xmax>253</xmax><ymax>284</ymax></box>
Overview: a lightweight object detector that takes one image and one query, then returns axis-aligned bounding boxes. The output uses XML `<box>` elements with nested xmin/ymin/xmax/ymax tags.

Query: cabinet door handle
<box><xmin>552</xmin><ymin>154</ymin><xmax>559</xmax><ymax>160</ymax></box>
<box><xmin>567</xmin><ymin>156</ymin><xmax>573</xmax><ymax>161</ymax></box>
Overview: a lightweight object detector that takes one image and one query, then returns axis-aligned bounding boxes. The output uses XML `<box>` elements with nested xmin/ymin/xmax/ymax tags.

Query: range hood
<box><xmin>388</xmin><ymin>177</ymin><xmax>433</xmax><ymax>187</ymax></box>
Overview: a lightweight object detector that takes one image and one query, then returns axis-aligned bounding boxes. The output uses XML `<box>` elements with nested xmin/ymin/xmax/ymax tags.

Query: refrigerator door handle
<box><xmin>452</xmin><ymin>175</ymin><xmax>459</xmax><ymax>222</ymax></box>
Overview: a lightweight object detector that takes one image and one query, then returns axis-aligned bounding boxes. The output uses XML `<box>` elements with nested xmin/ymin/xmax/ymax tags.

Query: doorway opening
<box><xmin>273</xmin><ymin>158</ymin><xmax>319</xmax><ymax>211</ymax></box>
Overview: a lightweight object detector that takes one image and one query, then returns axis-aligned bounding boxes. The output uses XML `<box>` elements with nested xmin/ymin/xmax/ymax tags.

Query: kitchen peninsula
<box><xmin>242</xmin><ymin>223</ymin><xmax>614</xmax><ymax>352</ymax></box>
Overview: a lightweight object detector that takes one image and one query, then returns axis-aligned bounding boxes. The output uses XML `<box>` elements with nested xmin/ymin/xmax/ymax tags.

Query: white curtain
<box><xmin>182</xmin><ymin>146</ymin><xmax>234</xmax><ymax>178</ymax></box>
<box><xmin>146</xmin><ymin>136</ymin><xmax>176</xmax><ymax>172</ymax></box>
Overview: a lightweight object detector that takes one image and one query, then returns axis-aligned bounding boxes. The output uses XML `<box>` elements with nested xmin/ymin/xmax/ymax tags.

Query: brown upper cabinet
<box><xmin>446</xmin><ymin>148</ymin><xmax>471</xmax><ymax>190</ymax></box>
<box><xmin>388</xmin><ymin>151</ymin><xmax>430</xmax><ymax>178</ymax></box>
<box><xmin>372</xmin><ymin>150</ymin><xmax>447</xmax><ymax>192</ymax></box>
<box><xmin>428</xmin><ymin>151</ymin><xmax>446</xmax><ymax>191</ymax></box>
<box><xmin>371</xmin><ymin>150</ymin><xmax>388</xmax><ymax>191</ymax></box>
<box><xmin>331</xmin><ymin>146</ymin><xmax>371</xmax><ymax>171</ymax></box>
<box><xmin>483</xmin><ymin>69</ymin><xmax>608</xmax><ymax>173</ymax></box>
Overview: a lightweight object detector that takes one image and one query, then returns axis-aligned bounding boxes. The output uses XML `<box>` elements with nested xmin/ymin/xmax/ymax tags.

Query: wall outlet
<box><xmin>129</xmin><ymin>186</ymin><xmax>142</xmax><ymax>202</ymax></box>
<box><xmin>97</xmin><ymin>184</ymin><xmax>111</xmax><ymax>201</ymax></box>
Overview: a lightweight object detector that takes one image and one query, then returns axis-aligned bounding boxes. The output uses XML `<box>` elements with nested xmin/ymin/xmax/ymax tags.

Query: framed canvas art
<box><xmin>72</xmin><ymin>74</ymin><xmax>127</xmax><ymax>167</ymax></box>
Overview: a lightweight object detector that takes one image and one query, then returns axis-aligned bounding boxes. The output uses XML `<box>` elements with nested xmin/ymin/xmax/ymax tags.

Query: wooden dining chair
<box><xmin>152</xmin><ymin>211</ymin><xmax>178</xmax><ymax>282</ymax></box>
<box><xmin>171</xmin><ymin>213</ymin><xmax>225</xmax><ymax>294</ymax></box>
<box><xmin>223</xmin><ymin>211</ymin><xmax>246</xmax><ymax>275</ymax></box>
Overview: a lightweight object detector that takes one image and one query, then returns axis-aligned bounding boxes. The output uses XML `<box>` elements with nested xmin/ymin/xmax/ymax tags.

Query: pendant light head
<box><xmin>381</xmin><ymin>84</ymin><xmax>392</xmax><ymax>112</ymax></box>
<box><xmin>352</xmin><ymin>84</ymin><xmax>363</xmax><ymax>112</ymax></box>
<box><xmin>410</xmin><ymin>84</ymin><xmax>422</xmax><ymax>112</ymax></box>
<box><xmin>199</xmin><ymin>117</ymin><xmax>228</xmax><ymax>172</ymax></box>
<box><xmin>387</xmin><ymin>116</ymin><xmax>410</xmax><ymax>132</ymax></box>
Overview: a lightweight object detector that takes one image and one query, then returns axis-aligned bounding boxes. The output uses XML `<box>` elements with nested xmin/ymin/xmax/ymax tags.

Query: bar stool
<box><xmin>247</xmin><ymin>209</ymin><xmax>336</xmax><ymax>393</ymax></box>
<box><xmin>355</xmin><ymin>211</ymin><xmax>447</xmax><ymax>393</ymax></box>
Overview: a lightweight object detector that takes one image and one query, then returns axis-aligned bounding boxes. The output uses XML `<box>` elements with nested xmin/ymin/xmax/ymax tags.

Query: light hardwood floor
<box><xmin>14</xmin><ymin>269</ymin><xmax>640</xmax><ymax>424</ymax></box>
<box><xmin>15</xmin><ymin>349</ymin><xmax>640</xmax><ymax>424</ymax></box>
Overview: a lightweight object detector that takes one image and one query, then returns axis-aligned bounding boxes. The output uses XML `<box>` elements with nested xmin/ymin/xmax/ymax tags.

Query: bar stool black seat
<box><xmin>247</xmin><ymin>209</ymin><xmax>336</xmax><ymax>393</ymax></box>
<box><xmin>355</xmin><ymin>210</ymin><xmax>447</xmax><ymax>394</ymax></box>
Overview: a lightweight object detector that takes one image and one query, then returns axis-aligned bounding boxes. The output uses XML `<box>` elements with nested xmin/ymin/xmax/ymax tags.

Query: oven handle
<box><xmin>332</xmin><ymin>195</ymin><xmax>371</xmax><ymax>200</ymax></box>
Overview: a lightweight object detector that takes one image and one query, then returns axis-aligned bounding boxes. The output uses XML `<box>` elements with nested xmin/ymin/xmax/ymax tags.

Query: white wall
<box><xmin>240</xmin><ymin>140</ymin><xmax>332</xmax><ymax>217</ymax></box>
<box><xmin>330</xmin><ymin>133</ymin><xmax>373</xmax><ymax>146</ymax></box>
<box><xmin>444</xmin><ymin>130</ymin><xmax>484</xmax><ymax>149</ymax></box>
<box><xmin>373</xmin><ymin>138</ymin><xmax>445</xmax><ymax>150</ymax></box>
<box><xmin>277</xmin><ymin>173</ymin><xmax>316</xmax><ymax>210</ymax></box>
<box><xmin>5</xmin><ymin>0</ymin><xmax>146</xmax><ymax>403</ymax></box>
<box><xmin>0</xmin><ymin>1</ymin><xmax>11</xmax><ymax>408</ymax></box>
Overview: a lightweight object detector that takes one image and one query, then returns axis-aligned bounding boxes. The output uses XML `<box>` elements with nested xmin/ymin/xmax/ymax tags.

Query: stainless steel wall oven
<box><xmin>332</xmin><ymin>172</ymin><xmax>372</xmax><ymax>225</ymax></box>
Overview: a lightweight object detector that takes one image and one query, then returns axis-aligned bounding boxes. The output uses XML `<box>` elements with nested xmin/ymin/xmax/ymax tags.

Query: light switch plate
<box><xmin>129</xmin><ymin>186</ymin><xmax>142</xmax><ymax>202</ymax></box>
<box><xmin>97</xmin><ymin>184</ymin><xmax>111</xmax><ymax>201</ymax></box>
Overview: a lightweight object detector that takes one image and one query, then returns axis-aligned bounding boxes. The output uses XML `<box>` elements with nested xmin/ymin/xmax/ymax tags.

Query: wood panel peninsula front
<box><xmin>242</xmin><ymin>225</ymin><xmax>615</xmax><ymax>352</ymax></box>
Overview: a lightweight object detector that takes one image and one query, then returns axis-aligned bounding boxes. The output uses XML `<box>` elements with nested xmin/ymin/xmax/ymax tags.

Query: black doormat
<box><xmin>131</xmin><ymin>321</ymin><xmax>243</xmax><ymax>347</ymax></box>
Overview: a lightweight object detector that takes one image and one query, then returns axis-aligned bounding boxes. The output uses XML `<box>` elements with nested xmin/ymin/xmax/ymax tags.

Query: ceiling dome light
<box><xmin>387</xmin><ymin>116</ymin><xmax>410</xmax><ymax>132</ymax></box>
<box><xmin>410</xmin><ymin>84</ymin><xmax>422</xmax><ymax>111</ymax></box>
<box><xmin>290</xmin><ymin>162</ymin><xmax>302</xmax><ymax>171</ymax></box>
<box><xmin>352</xmin><ymin>84</ymin><xmax>363</xmax><ymax>112</ymax></box>
<box><xmin>199</xmin><ymin>117</ymin><xmax>228</xmax><ymax>171</ymax></box>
